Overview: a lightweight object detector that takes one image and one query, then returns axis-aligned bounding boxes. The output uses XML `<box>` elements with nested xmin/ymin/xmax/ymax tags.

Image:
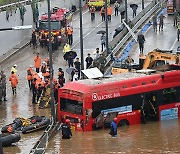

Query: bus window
<box><xmin>92</xmin><ymin>94</ymin><xmax>142</xmax><ymax>119</ymax></box>
<box><xmin>163</xmin><ymin>88</ymin><xmax>178</xmax><ymax>105</ymax></box>
<box><xmin>60</xmin><ymin>98</ymin><xmax>83</xmax><ymax>115</ymax></box>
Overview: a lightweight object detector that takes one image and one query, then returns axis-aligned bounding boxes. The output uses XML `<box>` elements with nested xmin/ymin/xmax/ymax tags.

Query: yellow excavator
<box><xmin>139</xmin><ymin>49</ymin><xmax>180</xmax><ymax>69</ymax></box>
<box><xmin>112</xmin><ymin>49</ymin><xmax>180</xmax><ymax>75</ymax></box>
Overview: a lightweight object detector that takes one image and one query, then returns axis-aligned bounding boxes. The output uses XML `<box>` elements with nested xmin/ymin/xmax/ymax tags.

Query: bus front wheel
<box><xmin>118</xmin><ymin>119</ymin><xmax>129</xmax><ymax>127</ymax></box>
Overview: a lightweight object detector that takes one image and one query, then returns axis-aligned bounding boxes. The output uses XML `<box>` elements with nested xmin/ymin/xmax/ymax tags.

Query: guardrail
<box><xmin>0</xmin><ymin>0</ymin><xmax>32</xmax><ymax>9</ymax></box>
<box><xmin>104</xmin><ymin>0</ymin><xmax>165</xmax><ymax>75</ymax></box>
<box><xmin>29</xmin><ymin>119</ymin><xmax>60</xmax><ymax>154</ymax></box>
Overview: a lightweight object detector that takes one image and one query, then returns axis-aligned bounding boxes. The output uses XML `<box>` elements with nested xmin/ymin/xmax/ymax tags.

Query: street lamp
<box><xmin>125</xmin><ymin>0</ymin><xmax>128</xmax><ymax>24</ymax></box>
<box><xmin>142</xmin><ymin>0</ymin><xmax>144</xmax><ymax>10</ymax></box>
<box><xmin>79</xmin><ymin>0</ymin><xmax>84</xmax><ymax>72</ymax></box>
<box><xmin>47</xmin><ymin>0</ymin><xmax>56</xmax><ymax>124</ymax></box>
<box><xmin>105</xmin><ymin>0</ymin><xmax>109</xmax><ymax>54</ymax></box>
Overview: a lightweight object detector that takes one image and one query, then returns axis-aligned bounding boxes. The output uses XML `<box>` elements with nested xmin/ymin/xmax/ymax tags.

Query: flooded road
<box><xmin>46</xmin><ymin>120</ymin><xmax>180</xmax><ymax>154</ymax></box>
<box><xmin>0</xmin><ymin>0</ymin><xmax>180</xmax><ymax>153</ymax></box>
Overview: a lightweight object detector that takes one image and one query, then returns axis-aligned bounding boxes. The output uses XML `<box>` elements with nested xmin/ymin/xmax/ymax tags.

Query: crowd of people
<box><xmin>26</xmin><ymin>53</ymin><xmax>67</xmax><ymax>104</ymax></box>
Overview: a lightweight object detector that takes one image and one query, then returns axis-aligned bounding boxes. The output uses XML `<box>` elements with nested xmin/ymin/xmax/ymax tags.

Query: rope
<box><xmin>18</xmin><ymin>117</ymin><xmax>32</xmax><ymax>126</ymax></box>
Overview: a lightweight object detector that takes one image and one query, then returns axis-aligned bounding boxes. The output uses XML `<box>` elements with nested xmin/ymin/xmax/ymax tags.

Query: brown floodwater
<box><xmin>46</xmin><ymin>119</ymin><xmax>180</xmax><ymax>154</ymax></box>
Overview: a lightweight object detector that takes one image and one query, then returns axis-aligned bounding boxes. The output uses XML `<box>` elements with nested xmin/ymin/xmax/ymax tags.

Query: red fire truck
<box><xmin>167</xmin><ymin>0</ymin><xmax>180</xmax><ymax>14</ymax></box>
<box><xmin>38</xmin><ymin>7</ymin><xmax>72</xmax><ymax>49</ymax></box>
<box><xmin>58</xmin><ymin>65</ymin><xmax>180</xmax><ymax>131</ymax></box>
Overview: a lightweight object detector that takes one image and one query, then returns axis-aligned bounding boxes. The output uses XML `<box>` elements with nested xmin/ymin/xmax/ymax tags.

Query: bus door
<box><xmin>104</xmin><ymin>112</ymin><xmax>118</xmax><ymax>127</ymax></box>
<box><xmin>94</xmin><ymin>112</ymin><xmax>118</xmax><ymax>128</ymax></box>
<box><xmin>141</xmin><ymin>92</ymin><xmax>158</xmax><ymax>122</ymax></box>
<box><xmin>95</xmin><ymin>112</ymin><xmax>104</xmax><ymax>128</ymax></box>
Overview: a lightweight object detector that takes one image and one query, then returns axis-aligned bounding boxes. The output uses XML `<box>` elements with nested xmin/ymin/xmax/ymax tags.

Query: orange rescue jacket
<box><xmin>9</xmin><ymin>74</ymin><xmax>18</xmax><ymax>87</ymax></box>
<box><xmin>34</xmin><ymin>56</ymin><xmax>41</xmax><ymax>69</ymax></box>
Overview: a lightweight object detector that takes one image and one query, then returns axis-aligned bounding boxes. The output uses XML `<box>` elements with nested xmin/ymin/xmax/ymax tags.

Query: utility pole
<box><xmin>79</xmin><ymin>0</ymin><xmax>84</xmax><ymax>72</ymax></box>
<box><xmin>105</xmin><ymin>0</ymin><xmax>109</xmax><ymax>54</ymax></box>
<box><xmin>47</xmin><ymin>0</ymin><xmax>56</xmax><ymax>124</ymax></box>
<box><xmin>125</xmin><ymin>0</ymin><xmax>128</xmax><ymax>24</ymax></box>
<box><xmin>142</xmin><ymin>0</ymin><xmax>144</xmax><ymax>10</ymax></box>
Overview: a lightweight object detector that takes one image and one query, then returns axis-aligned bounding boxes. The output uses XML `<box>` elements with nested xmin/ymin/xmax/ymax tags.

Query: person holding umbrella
<box><xmin>130</xmin><ymin>4</ymin><xmax>138</xmax><ymax>18</ymax></box>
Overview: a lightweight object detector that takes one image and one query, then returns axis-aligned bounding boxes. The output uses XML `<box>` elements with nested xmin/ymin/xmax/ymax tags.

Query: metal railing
<box><xmin>0</xmin><ymin>0</ymin><xmax>32</xmax><ymax>9</ymax></box>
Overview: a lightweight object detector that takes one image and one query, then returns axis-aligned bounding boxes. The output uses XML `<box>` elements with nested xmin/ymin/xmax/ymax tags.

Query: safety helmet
<box><xmin>113</xmin><ymin>117</ymin><xmax>118</xmax><ymax>122</ymax></box>
<box><xmin>14</xmin><ymin>64</ymin><xmax>17</xmax><ymax>67</ymax></box>
<box><xmin>66</xmin><ymin>119</ymin><xmax>71</xmax><ymax>124</ymax></box>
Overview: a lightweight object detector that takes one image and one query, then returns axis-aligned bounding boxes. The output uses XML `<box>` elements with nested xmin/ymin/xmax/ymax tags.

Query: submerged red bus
<box><xmin>58</xmin><ymin>65</ymin><xmax>180</xmax><ymax>131</ymax></box>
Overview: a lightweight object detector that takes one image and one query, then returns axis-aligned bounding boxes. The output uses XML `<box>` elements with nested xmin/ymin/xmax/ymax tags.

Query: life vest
<box><xmin>27</xmin><ymin>67</ymin><xmax>33</xmax><ymax>80</ymax></box>
<box><xmin>107</xmin><ymin>7</ymin><xmax>112</xmax><ymax>15</ymax></box>
<box><xmin>67</xmin><ymin>27</ymin><xmax>73</xmax><ymax>35</ymax></box>
<box><xmin>63</xmin><ymin>44</ymin><xmax>71</xmax><ymax>53</ymax></box>
<box><xmin>34</xmin><ymin>56</ymin><xmax>41</xmax><ymax>68</ymax></box>
<box><xmin>11</xmin><ymin>67</ymin><xmax>17</xmax><ymax>74</ymax></box>
<box><xmin>9</xmin><ymin>74</ymin><xmax>18</xmax><ymax>87</ymax></box>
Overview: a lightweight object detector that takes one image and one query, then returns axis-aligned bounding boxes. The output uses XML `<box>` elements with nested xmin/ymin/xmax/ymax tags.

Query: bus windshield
<box><xmin>60</xmin><ymin>98</ymin><xmax>83</xmax><ymax>115</ymax></box>
<box><xmin>39</xmin><ymin>21</ymin><xmax>61</xmax><ymax>30</ymax></box>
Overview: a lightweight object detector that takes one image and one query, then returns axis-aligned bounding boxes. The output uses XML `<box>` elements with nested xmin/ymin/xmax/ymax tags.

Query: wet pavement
<box><xmin>1</xmin><ymin>0</ymin><xmax>180</xmax><ymax>153</ymax></box>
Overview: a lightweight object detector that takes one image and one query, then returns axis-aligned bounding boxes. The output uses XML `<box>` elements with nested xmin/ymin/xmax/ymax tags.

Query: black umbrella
<box><xmin>66</xmin><ymin>67</ymin><xmax>77</xmax><ymax>74</ymax></box>
<box><xmin>97</xmin><ymin>30</ymin><xmax>106</xmax><ymax>34</ymax></box>
<box><xmin>130</xmin><ymin>4</ymin><xmax>138</xmax><ymax>10</ymax></box>
<box><xmin>63</xmin><ymin>50</ymin><xmax>77</xmax><ymax>61</ymax></box>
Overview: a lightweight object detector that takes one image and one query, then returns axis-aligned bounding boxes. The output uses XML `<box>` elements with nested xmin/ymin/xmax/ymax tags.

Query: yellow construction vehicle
<box><xmin>88</xmin><ymin>0</ymin><xmax>110</xmax><ymax>10</ymax></box>
<box><xmin>111</xmin><ymin>49</ymin><xmax>180</xmax><ymax>75</ymax></box>
<box><xmin>139</xmin><ymin>49</ymin><xmax>180</xmax><ymax>69</ymax></box>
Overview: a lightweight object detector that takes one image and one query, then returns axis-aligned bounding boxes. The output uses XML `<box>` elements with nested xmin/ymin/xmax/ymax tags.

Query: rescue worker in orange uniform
<box><xmin>107</xmin><ymin>5</ymin><xmax>113</xmax><ymax>21</ymax></box>
<box><xmin>67</xmin><ymin>25</ymin><xmax>73</xmax><ymax>45</ymax></box>
<box><xmin>9</xmin><ymin>71</ymin><xmax>18</xmax><ymax>95</ymax></box>
<box><xmin>27</xmin><ymin>65</ymin><xmax>34</xmax><ymax>90</ymax></box>
<box><xmin>34</xmin><ymin>53</ymin><xmax>41</xmax><ymax>73</ymax></box>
